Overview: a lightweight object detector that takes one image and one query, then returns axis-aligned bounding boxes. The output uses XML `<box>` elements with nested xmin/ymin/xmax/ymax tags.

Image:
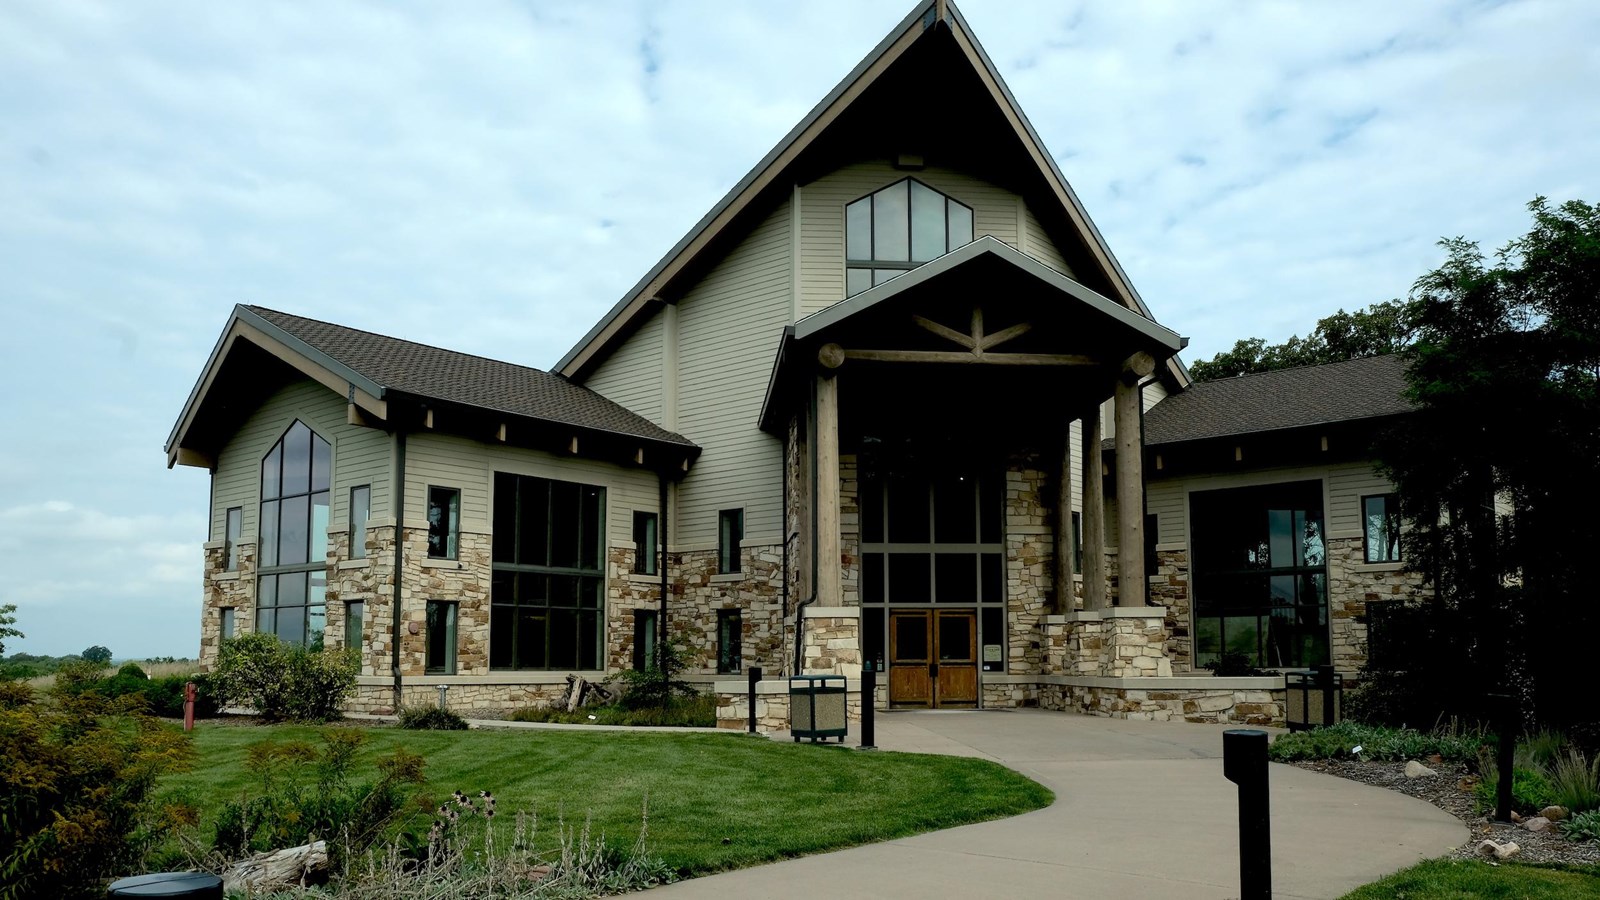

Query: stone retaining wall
<box><xmin>1039</xmin><ymin>683</ymin><xmax>1283</xmax><ymax>726</ymax></box>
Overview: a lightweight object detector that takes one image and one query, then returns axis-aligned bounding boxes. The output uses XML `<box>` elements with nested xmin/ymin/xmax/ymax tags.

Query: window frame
<box><xmin>717</xmin><ymin>509</ymin><xmax>744</xmax><ymax>574</ymax></box>
<box><xmin>426</xmin><ymin>486</ymin><xmax>461</xmax><ymax>560</ymax></box>
<box><xmin>844</xmin><ymin>177</ymin><xmax>975</xmax><ymax>297</ymax></box>
<box><xmin>224</xmin><ymin>507</ymin><xmax>242</xmax><ymax>571</ymax></box>
<box><xmin>255</xmin><ymin>420</ymin><xmax>331</xmax><ymax>647</ymax></box>
<box><xmin>345</xmin><ymin>600</ymin><xmax>364</xmax><ymax>651</ymax></box>
<box><xmin>716</xmin><ymin>608</ymin><xmax>742</xmax><ymax>674</ymax></box>
<box><xmin>425</xmin><ymin>600</ymin><xmax>458</xmax><ymax>674</ymax></box>
<box><xmin>1361</xmin><ymin>493</ymin><xmax>1402</xmax><ymax>564</ymax></box>
<box><xmin>632</xmin><ymin>510</ymin><xmax>659</xmax><ymax>575</ymax></box>
<box><xmin>633</xmin><ymin>609</ymin><xmax>659</xmax><ymax>671</ymax></box>
<box><xmin>349</xmin><ymin>485</ymin><xmax>371</xmax><ymax>560</ymax></box>
<box><xmin>490</xmin><ymin>472</ymin><xmax>607</xmax><ymax>671</ymax></box>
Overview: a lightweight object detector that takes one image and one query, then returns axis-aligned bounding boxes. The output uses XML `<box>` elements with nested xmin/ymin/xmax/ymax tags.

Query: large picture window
<box><xmin>256</xmin><ymin>420</ymin><xmax>330</xmax><ymax>646</ymax></box>
<box><xmin>845</xmin><ymin>178</ymin><xmax>974</xmax><ymax>296</ymax></box>
<box><xmin>491</xmin><ymin>473</ymin><xmax>605</xmax><ymax>670</ymax></box>
<box><xmin>1190</xmin><ymin>480</ymin><xmax>1328</xmax><ymax>669</ymax></box>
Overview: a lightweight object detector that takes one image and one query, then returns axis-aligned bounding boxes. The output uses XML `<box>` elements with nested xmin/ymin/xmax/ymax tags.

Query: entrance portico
<box><xmin>761</xmin><ymin>236</ymin><xmax>1186</xmax><ymax>707</ymax></box>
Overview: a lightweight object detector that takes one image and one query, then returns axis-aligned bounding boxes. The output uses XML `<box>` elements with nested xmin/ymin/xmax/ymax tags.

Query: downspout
<box><xmin>657</xmin><ymin>472</ymin><xmax>669</xmax><ymax>673</ymax></box>
<box><xmin>793</xmin><ymin>377</ymin><xmax>820</xmax><ymax>674</ymax></box>
<box><xmin>390</xmin><ymin>430</ymin><xmax>407</xmax><ymax>712</ymax></box>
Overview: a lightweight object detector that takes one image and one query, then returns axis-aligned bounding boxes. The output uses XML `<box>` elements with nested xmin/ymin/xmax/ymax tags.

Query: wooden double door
<box><xmin>887</xmin><ymin>610</ymin><xmax>979</xmax><ymax>707</ymax></box>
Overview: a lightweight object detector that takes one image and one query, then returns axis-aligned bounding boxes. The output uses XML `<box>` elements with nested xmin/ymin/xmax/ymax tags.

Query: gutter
<box><xmin>793</xmin><ymin>376</ymin><xmax>821</xmax><ymax>674</ymax></box>
<box><xmin>391</xmin><ymin>429</ymin><xmax>407</xmax><ymax>712</ymax></box>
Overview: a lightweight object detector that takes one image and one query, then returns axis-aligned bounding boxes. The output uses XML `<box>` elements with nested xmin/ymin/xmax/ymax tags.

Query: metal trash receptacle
<box><xmin>1284</xmin><ymin>665</ymin><xmax>1343</xmax><ymax>731</ymax></box>
<box><xmin>789</xmin><ymin>674</ymin><xmax>847</xmax><ymax>743</ymax></box>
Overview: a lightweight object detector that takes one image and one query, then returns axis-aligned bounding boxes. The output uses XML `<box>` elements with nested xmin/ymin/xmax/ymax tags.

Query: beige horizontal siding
<box><xmin>210</xmin><ymin>378</ymin><xmax>392</xmax><ymax>541</ymax></box>
<box><xmin>584</xmin><ymin>308</ymin><xmax>665</xmax><ymax>423</ymax></box>
<box><xmin>1121</xmin><ymin>460</ymin><xmax>1398</xmax><ymax>550</ymax></box>
<box><xmin>673</xmin><ymin>198</ymin><xmax>793</xmax><ymax>545</ymax></box>
<box><xmin>798</xmin><ymin>161</ymin><xmax>1026</xmax><ymax>318</ymax></box>
<box><xmin>403</xmin><ymin>432</ymin><xmax>660</xmax><ymax>545</ymax></box>
<box><xmin>1020</xmin><ymin>202</ymin><xmax>1075</xmax><ymax>277</ymax></box>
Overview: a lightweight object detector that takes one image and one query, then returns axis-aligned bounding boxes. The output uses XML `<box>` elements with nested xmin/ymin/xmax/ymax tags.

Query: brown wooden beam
<box><xmin>815</xmin><ymin>374</ymin><xmax>842</xmax><ymax>606</ymax></box>
<box><xmin>1114</xmin><ymin>376</ymin><xmax>1147</xmax><ymax>607</ymax></box>
<box><xmin>841</xmin><ymin>349</ymin><xmax>1097</xmax><ymax>366</ymax></box>
<box><xmin>1053</xmin><ymin>426</ymin><xmax>1076</xmax><ymax>614</ymax></box>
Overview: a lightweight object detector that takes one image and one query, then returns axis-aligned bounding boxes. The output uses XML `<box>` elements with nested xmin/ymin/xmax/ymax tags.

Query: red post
<box><xmin>183</xmin><ymin>681</ymin><xmax>196</xmax><ymax>732</ymax></box>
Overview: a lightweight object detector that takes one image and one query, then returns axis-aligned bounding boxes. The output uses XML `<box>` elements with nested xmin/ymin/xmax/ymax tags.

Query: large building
<box><xmin>166</xmin><ymin>1</ymin><xmax>1425</xmax><ymax>725</ymax></box>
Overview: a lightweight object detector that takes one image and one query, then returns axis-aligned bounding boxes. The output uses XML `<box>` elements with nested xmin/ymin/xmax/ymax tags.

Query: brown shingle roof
<box><xmin>1141</xmin><ymin>353</ymin><xmax>1414</xmax><ymax>447</ymax></box>
<box><xmin>246</xmin><ymin>306</ymin><xmax>695</xmax><ymax>449</ymax></box>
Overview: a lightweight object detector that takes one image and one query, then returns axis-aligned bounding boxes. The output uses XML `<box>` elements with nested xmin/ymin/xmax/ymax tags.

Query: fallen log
<box><xmin>222</xmin><ymin>840</ymin><xmax>328</xmax><ymax>894</ymax></box>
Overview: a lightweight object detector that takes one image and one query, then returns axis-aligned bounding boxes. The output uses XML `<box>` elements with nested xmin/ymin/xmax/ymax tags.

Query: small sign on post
<box><xmin>183</xmin><ymin>681</ymin><xmax>196</xmax><ymax>732</ymax></box>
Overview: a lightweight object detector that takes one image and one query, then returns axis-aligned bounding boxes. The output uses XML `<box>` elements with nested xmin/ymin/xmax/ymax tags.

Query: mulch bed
<box><xmin>1289</xmin><ymin>758</ymin><xmax>1600</xmax><ymax>866</ymax></box>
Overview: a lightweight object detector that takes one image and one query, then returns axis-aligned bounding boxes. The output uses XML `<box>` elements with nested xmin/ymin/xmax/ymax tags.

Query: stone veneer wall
<box><xmin>1146</xmin><ymin>549</ymin><xmax>1191</xmax><ymax>672</ymax></box>
<box><xmin>324</xmin><ymin>524</ymin><xmax>393</xmax><ymax>677</ymax></box>
<box><xmin>670</xmin><ymin>545</ymin><xmax>786</xmax><ymax>674</ymax></box>
<box><xmin>200</xmin><ymin>540</ymin><xmax>257</xmax><ymax>667</ymax></box>
<box><xmin>799</xmin><ymin>614</ymin><xmax>860</xmax><ymax>675</ymax></box>
<box><xmin>1039</xmin><ymin>683</ymin><xmax>1282</xmax><ymax>725</ymax></box>
<box><xmin>605</xmin><ymin>545</ymin><xmax>661</xmax><ymax>672</ymax></box>
<box><xmin>1003</xmin><ymin>457</ymin><xmax>1052</xmax><ymax>676</ymax></box>
<box><xmin>1325</xmin><ymin>536</ymin><xmax>1429</xmax><ymax>674</ymax></box>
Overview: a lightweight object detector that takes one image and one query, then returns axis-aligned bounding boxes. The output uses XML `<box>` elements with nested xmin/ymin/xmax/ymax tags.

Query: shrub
<box><xmin>1563</xmin><ymin>808</ymin><xmax>1600</xmax><ymax>844</ymax></box>
<box><xmin>398</xmin><ymin>705</ymin><xmax>468</xmax><ymax>731</ymax></box>
<box><xmin>509</xmin><ymin>694</ymin><xmax>716</xmax><ymax>728</ymax></box>
<box><xmin>0</xmin><ymin>685</ymin><xmax>195</xmax><ymax>899</ymax></box>
<box><xmin>616</xmin><ymin>641</ymin><xmax>698</xmax><ymax>711</ymax></box>
<box><xmin>1268</xmin><ymin>721</ymin><xmax>1485</xmax><ymax>764</ymax></box>
<box><xmin>211</xmin><ymin>632</ymin><xmax>358</xmax><ymax>722</ymax></box>
<box><xmin>1474</xmin><ymin>759</ymin><xmax>1556</xmax><ymax>815</ymax></box>
<box><xmin>116</xmin><ymin>662</ymin><xmax>147</xmax><ymax>680</ymax></box>
<box><xmin>213</xmin><ymin>729</ymin><xmax>426</xmax><ymax>862</ymax></box>
<box><xmin>1549</xmin><ymin>751</ymin><xmax>1600</xmax><ymax>814</ymax></box>
<box><xmin>1202</xmin><ymin>650</ymin><xmax>1268</xmax><ymax>678</ymax></box>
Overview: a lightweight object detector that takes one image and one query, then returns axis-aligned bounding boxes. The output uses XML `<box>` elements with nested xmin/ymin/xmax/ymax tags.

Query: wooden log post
<box><xmin>1080</xmin><ymin>407</ymin><xmax>1107</xmax><ymax>611</ymax></box>
<box><xmin>815</xmin><ymin>372</ymin><xmax>842</xmax><ymax>606</ymax></box>
<box><xmin>1114</xmin><ymin>352</ymin><xmax>1155</xmax><ymax>607</ymax></box>
<box><xmin>1053</xmin><ymin>427</ymin><xmax>1076</xmax><ymax>614</ymax></box>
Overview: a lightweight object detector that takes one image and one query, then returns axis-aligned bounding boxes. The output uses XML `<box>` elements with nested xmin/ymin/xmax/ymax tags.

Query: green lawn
<box><xmin>178</xmin><ymin>723</ymin><xmax>1052</xmax><ymax>874</ymax></box>
<box><xmin>1341</xmin><ymin>858</ymin><xmax>1600</xmax><ymax>899</ymax></box>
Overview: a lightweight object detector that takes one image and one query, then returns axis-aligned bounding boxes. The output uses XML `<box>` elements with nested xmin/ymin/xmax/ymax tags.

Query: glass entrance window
<box><xmin>1190</xmin><ymin>480</ymin><xmax>1329</xmax><ymax>668</ymax></box>
<box><xmin>859</xmin><ymin>465</ymin><xmax>1005</xmax><ymax>670</ymax></box>
<box><xmin>256</xmin><ymin>420</ymin><xmax>331</xmax><ymax>646</ymax></box>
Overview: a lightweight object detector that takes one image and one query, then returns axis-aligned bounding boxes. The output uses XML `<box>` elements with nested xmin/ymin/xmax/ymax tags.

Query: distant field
<box><xmin>24</xmin><ymin>658</ymin><xmax>202</xmax><ymax>689</ymax></box>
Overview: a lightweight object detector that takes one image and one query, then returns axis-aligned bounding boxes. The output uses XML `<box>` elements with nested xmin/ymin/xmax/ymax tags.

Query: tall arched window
<box><xmin>257</xmin><ymin>420</ymin><xmax>331</xmax><ymax>646</ymax></box>
<box><xmin>845</xmin><ymin>178</ymin><xmax>974</xmax><ymax>296</ymax></box>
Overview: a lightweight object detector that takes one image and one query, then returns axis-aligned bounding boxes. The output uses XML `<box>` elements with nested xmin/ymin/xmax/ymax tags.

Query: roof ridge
<box><xmin>1191</xmin><ymin>351</ymin><xmax>1405</xmax><ymax>387</ymax></box>
<box><xmin>246</xmin><ymin>305</ymin><xmax>558</xmax><ymax>378</ymax></box>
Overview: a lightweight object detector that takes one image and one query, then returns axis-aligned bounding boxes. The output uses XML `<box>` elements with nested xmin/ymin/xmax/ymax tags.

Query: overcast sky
<box><xmin>2</xmin><ymin>1</ymin><xmax>1595</xmax><ymax>658</ymax></box>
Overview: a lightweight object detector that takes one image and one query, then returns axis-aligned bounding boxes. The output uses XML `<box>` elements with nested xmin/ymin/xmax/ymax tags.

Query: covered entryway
<box><xmin>763</xmin><ymin>237</ymin><xmax>1188</xmax><ymax>695</ymax></box>
<box><xmin>888</xmin><ymin>609</ymin><xmax>978</xmax><ymax>707</ymax></box>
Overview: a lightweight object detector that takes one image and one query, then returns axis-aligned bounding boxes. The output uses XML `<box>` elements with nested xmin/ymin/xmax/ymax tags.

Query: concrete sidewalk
<box><xmin>649</xmin><ymin>709</ymin><xmax>1466</xmax><ymax>900</ymax></box>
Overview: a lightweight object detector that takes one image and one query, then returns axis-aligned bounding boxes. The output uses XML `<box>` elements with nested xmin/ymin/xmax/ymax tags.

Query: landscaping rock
<box><xmin>1403</xmin><ymin>760</ymin><xmax>1437</xmax><ymax>778</ymax></box>
<box><xmin>1519</xmin><ymin>817</ymin><xmax>1552</xmax><ymax>833</ymax></box>
<box><xmin>1540</xmin><ymin>806</ymin><xmax>1569</xmax><ymax>822</ymax></box>
<box><xmin>1476</xmin><ymin>839</ymin><xmax>1521</xmax><ymax>860</ymax></box>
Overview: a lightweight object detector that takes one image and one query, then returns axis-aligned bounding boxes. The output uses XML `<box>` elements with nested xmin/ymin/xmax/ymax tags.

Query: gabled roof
<box><xmin>792</xmin><ymin>237</ymin><xmax>1181</xmax><ymax>347</ymax></box>
<box><xmin>555</xmin><ymin>0</ymin><xmax>1185</xmax><ymax>385</ymax></box>
<box><xmin>1141</xmin><ymin>354</ymin><xmax>1414</xmax><ymax>448</ymax></box>
<box><xmin>166</xmin><ymin>305</ymin><xmax>696</xmax><ymax>468</ymax></box>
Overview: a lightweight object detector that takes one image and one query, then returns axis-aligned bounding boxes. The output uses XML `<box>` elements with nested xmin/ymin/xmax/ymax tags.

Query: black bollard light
<box><xmin>1487</xmin><ymin>692</ymin><xmax>1516</xmax><ymax>822</ymax></box>
<box><xmin>860</xmin><ymin>659</ymin><xmax>877</xmax><ymax>750</ymax></box>
<box><xmin>747</xmin><ymin>666</ymin><xmax>762</xmax><ymax>734</ymax></box>
<box><xmin>1223</xmin><ymin>729</ymin><xmax>1272</xmax><ymax>900</ymax></box>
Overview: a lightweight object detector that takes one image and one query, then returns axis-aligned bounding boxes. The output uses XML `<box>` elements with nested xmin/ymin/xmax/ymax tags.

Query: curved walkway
<box><xmin>651</xmin><ymin>709</ymin><xmax>1466</xmax><ymax>900</ymax></box>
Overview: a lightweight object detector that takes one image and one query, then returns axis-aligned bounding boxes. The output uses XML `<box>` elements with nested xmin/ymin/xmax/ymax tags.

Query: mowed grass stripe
<box><xmin>180</xmin><ymin>725</ymin><xmax>1053</xmax><ymax>874</ymax></box>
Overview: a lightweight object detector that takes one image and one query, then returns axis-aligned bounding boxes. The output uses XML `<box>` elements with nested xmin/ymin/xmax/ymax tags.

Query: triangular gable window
<box><xmin>846</xmin><ymin>178</ymin><xmax>974</xmax><ymax>296</ymax></box>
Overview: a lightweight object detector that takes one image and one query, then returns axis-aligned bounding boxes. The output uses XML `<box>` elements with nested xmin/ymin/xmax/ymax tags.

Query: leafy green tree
<box><xmin>1188</xmin><ymin>299</ymin><xmax>1420</xmax><ymax>381</ymax></box>
<box><xmin>1376</xmin><ymin>197</ymin><xmax>1600</xmax><ymax>730</ymax></box>
<box><xmin>80</xmin><ymin>645</ymin><xmax>112</xmax><ymax>665</ymax></box>
<box><xmin>0</xmin><ymin>605</ymin><xmax>20</xmax><ymax>657</ymax></box>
